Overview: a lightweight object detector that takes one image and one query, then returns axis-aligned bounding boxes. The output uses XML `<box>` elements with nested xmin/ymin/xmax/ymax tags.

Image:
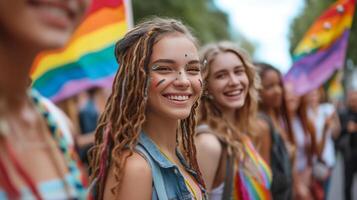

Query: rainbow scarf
<box><xmin>233</xmin><ymin>137</ymin><xmax>272</xmax><ymax>200</ymax></box>
<box><xmin>284</xmin><ymin>0</ymin><xmax>355</xmax><ymax>95</ymax></box>
<box><xmin>30</xmin><ymin>0</ymin><xmax>129</xmax><ymax>102</ymax></box>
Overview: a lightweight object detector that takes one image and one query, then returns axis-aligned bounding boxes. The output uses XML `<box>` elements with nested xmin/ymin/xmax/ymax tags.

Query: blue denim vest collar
<box><xmin>138</xmin><ymin>132</ymin><xmax>207</xmax><ymax>199</ymax></box>
<box><xmin>138</xmin><ymin>132</ymin><xmax>176</xmax><ymax>169</ymax></box>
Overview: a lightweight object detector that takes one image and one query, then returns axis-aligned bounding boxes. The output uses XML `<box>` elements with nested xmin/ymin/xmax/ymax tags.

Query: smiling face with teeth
<box><xmin>207</xmin><ymin>52</ymin><xmax>249</xmax><ymax>112</ymax></box>
<box><xmin>146</xmin><ymin>33</ymin><xmax>202</xmax><ymax>120</ymax></box>
<box><xmin>0</xmin><ymin>0</ymin><xmax>89</xmax><ymax>51</ymax></box>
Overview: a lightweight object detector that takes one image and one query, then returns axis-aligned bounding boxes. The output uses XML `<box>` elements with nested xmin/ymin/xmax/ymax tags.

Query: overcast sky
<box><xmin>215</xmin><ymin>0</ymin><xmax>305</xmax><ymax>73</ymax></box>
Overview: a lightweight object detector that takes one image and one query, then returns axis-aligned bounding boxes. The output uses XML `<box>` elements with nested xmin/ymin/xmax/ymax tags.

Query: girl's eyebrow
<box><xmin>151</xmin><ymin>59</ymin><xmax>176</xmax><ymax>65</ymax></box>
<box><xmin>235</xmin><ymin>65</ymin><xmax>245</xmax><ymax>69</ymax></box>
<box><xmin>213</xmin><ymin>69</ymin><xmax>227</xmax><ymax>75</ymax></box>
<box><xmin>187</xmin><ymin>60</ymin><xmax>200</xmax><ymax>64</ymax></box>
<box><xmin>213</xmin><ymin>65</ymin><xmax>245</xmax><ymax>75</ymax></box>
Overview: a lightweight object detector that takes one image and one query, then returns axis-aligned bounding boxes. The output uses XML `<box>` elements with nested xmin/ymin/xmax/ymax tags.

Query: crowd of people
<box><xmin>1</xmin><ymin>1</ymin><xmax>357</xmax><ymax>200</ymax></box>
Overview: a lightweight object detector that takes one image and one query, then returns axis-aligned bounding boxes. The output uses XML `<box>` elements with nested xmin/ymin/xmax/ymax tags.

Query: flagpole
<box><xmin>125</xmin><ymin>0</ymin><xmax>134</xmax><ymax>29</ymax></box>
<box><xmin>343</xmin><ymin>1</ymin><xmax>357</xmax><ymax>93</ymax></box>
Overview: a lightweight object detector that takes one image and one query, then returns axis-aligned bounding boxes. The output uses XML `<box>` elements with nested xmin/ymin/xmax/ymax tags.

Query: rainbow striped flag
<box><xmin>284</xmin><ymin>0</ymin><xmax>355</xmax><ymax>95</ymax></box>
<box><xmin>233</xmin><ymin>136</ymin><xmax>272</xmax><ymax>200</ymax></box>
<box><xmin>30</xmin><ymin>0</ymin><xmax>130</xmax><ymax>102</ymax></box>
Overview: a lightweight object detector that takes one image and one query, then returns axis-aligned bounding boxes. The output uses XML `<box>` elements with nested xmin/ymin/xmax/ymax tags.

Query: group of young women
<box><xmin>0</xmin><ymin>1</ymin><xmax>340</xmax><ymax>199</ymax></box>
<box><xmin>87</xmin><ymin>18</ymin><xmax>286</xmax><ymax>199</ymax></box>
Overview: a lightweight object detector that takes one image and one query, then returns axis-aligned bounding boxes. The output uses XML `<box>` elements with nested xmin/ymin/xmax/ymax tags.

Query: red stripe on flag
<box><xmin>88</xmin><ymin>0</ymin><xmax>123</xmax><ymax>13</ymax></box>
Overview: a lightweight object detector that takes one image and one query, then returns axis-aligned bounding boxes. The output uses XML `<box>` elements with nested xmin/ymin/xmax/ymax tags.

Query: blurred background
<box><xmin>29</xmin><ymin>0</ymin><xmax>357</xmax><ymax>199</ymax></box>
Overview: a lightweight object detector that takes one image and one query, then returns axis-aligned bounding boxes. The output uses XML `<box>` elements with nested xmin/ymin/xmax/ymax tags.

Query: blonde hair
<box><xmin>198</xmin><ymin>41</ymin><xmax>260</xmax><ymax>159</ymax></box>
<box><xmin>89</xmin><ymin>17</ymin><xmax>204</xmax><ymax>198</ymax></box>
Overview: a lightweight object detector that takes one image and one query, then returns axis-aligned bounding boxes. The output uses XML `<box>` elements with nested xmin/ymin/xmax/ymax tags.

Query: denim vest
<box><xmin>136</xmin><ymin>132</ymin><xmax>206</xmax><ymax>200</ymax></box>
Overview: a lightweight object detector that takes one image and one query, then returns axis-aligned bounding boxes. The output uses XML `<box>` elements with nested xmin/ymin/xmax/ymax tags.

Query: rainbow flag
<box><xmin>284</xmin><ymin>0</ymin><xmax>355</xmax><ymax>95</ymax></box>
<box><xmin>233</xmin><ymin>136</ymin><xmax>272</xmax><ymax>200</ymax></box>
<box><xmin>30</xmin><ymin>0</ymin><xmax>130</xmax><ymax>102</ymax></box>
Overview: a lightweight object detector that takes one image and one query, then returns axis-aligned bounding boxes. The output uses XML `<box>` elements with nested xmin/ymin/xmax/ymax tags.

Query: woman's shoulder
<box><xmin>124</xmin><ymin>151</ymin><xmax>152</xmax><ymax>174</ymax></box>
<box><xmin>195</xmin><ymin>125</ymin><xmax>223</xmax><ymax>155</ymax></box>
<box><xmin>104</xmin><ymin>150</ymin><xmax>152</xmax><ymax>199</ymax></box>
<box><xmin>196</xmin><ymin>133</ymin><xmax>222</xmax><ymax>152</ymax></box>
<box><xmin>254</xmin><ymin>118</ymin><xmax>271</xmax><ymax>140</ymax></box>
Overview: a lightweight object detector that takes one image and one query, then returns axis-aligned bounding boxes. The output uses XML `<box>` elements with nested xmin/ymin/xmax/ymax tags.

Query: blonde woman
<box><xmin>195</xmin><ymin>41</ymin><xmax>271</xmax><ymax>200</ymax></box>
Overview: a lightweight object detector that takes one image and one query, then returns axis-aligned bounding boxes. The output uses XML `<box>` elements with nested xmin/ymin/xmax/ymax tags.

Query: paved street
<box><xmin>328</xmin><ymin>153</ymin><xmax>357</xmax><ymax>200</ymax></box>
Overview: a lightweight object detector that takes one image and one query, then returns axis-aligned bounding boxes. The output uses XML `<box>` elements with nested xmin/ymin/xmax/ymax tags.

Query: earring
<box><xmin>203</xmin><ymin>90</ymin><xmax>214</xmax><ymax>100</ymax></box>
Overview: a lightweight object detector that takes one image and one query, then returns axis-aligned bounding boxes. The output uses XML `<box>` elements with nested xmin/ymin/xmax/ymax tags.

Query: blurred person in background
<box><xmin>255</xmin><ymin>62</ymin><xmax>295</xmax><ymax>200</ymax></box>
<box><xmin>195</xmin><ymin>41</ymin><xmax>271</xmax><ymax>200</ymax></box>
<box><xmin>285</xmin><ymin>83</ymin><xmax>318</xmax><ymax>200</ymax></box>
<box><xmin>338</xmin><ymin>88</ymin><xmax>357</xmax><ymax>200</ymax></box>
<box><xmin>77</xmin><ymin>87</ymin><xmax>108</xmax><ymax>166</ymax></box>
<box><xmin>0</xmin><ymin>0</ymin><xmax>90</xmax><ymax>199</ymax></box>
<box><xmin>306</xmin><ymin>88</ymin><xmax>340</xmax><ymax>199</ymax></box>
<box><xmin>89</xmin><ymin>18</ymin><xmax>207</xmax><ymax>200</ymax></box>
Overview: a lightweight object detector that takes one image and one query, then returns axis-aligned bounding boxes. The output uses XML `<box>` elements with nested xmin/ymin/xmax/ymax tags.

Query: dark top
<box><xmin>259</xmin><ymin>113</ymin><xmax>293</xmax><ymax>200</ymax></box>
<box><xmin>339</xmin><ymin>108</ymin><xmax>357</xmax><ymax>152</ymax></box>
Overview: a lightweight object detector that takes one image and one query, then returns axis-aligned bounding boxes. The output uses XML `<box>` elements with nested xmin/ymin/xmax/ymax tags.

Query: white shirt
<box><xmin>308</xmin><ymin>103</ymin><xmax>336</xmax><ymax>167</ymax></box>
<box><xmin>292</xmin><ymin>117</ymin><xmax>309</xmax><ymax>172</ymax></box>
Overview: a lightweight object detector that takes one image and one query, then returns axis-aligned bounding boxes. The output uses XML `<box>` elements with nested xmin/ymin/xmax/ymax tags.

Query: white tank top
<box><xmin>209</xmin><ymin>182</ymin><xmax>224</xmax><ymax>200</ymax></box>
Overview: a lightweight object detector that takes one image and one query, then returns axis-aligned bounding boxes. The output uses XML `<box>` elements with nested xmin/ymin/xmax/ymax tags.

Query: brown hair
<box><xmin>298</xmin><ymin>95</ymin><xmax>318</xmax><ymax>164</ymax></box>
<box><xmin>89</xmin><ymin>17</ymin><xmax>204</xmax><ymax>198</ymax></box>
<box><xmin>255</xmin><ymin>62</ymin><xmax>295</xmax><ymax>145</ymax></box>
<box><xmin>198</xmin><ymin>41</ymin><xmax>260</xmax><ymax>159</ymax></box>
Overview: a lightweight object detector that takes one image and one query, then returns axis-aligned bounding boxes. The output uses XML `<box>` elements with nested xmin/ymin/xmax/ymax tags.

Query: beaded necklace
<box><xmin>30</xmin><ymin>90</ymin><xmax>88</xmax><ymax>199</ymax></box>
<box><xmin>0</xmin><ymin>90</ymin><xmax>88</xmax><ymax>199</ymax></box>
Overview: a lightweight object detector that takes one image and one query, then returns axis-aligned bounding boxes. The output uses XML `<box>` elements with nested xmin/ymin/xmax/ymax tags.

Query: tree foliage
<box><xmin>131</xmin><ymin>0</ymin><xmax>256</xmax><ymax>55</ymax></box>
<box><xmin>289</xmin><ymin>0</ymin><xmax>357</xmax><ymax>64</ymax></box>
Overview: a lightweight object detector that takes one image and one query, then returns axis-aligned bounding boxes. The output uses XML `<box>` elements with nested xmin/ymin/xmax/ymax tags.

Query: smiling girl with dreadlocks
<box><xmin>89</xmin><ymin>18</ymin><xmax>207</xmax><ymax>200</ymax></box>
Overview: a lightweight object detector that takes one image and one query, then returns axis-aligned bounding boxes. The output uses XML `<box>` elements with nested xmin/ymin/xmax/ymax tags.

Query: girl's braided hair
<box><xmin>89</xmin><ymin>17</ymin><xmax>205</xmax><ymax>198</ymax></box>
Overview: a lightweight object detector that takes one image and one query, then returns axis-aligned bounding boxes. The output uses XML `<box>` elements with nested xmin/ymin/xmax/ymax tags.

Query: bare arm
<box><xmin>75</xmin><ymin>132</ymin><xmax>95</xmax><ymax>148</ymax></box>
<box><xmin>195</xmin><ymin>133</ymin><xmax>222</xmax><ymax>191</ymax></box>
<box><xmin>329</xmin><ymin>111</ymin><xmax>341</xmax><ymax>139</ymax></box>
<box><xmin>256</xmin><ymin>119</ymin><xmax>272</xmax><ymax>165</ymax></box>
<box><xmin>103</xmin><ymin>151</ymin><xmax>152</xmax><ymax>200</ymax></box>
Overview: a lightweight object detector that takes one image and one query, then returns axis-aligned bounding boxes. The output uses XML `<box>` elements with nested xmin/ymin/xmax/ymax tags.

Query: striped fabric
<box><xmin>0</xmin><ymin>175</ymin><xmax>80</xmax><ymax>200</ymax></box>
<box><xmin>233</xmin><ymin>136</ymin><xmax>272</xmax><ymax>200</ymax></box>
<box><xmin>30</xmin><ymin>0</ymin><xmax>129</xmax><ymax>102</ymax></box>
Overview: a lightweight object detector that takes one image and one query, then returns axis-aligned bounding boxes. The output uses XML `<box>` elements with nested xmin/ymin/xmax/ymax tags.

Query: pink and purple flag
<box><xmin>284</xmin><ymin>0</ymin><xmax>355</xmax><ymax>95</ymax></box>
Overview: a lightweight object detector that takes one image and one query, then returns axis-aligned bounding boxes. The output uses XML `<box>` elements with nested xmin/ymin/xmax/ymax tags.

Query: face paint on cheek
<box><xmin>198</xmin><ymin>79</ymin><xmax>203</xmax><ymax>88</ymax></box>
<box><xmin>156</xmin><ymin>79</ymin><xmax>166</xmax><ymax>87</ymax></box>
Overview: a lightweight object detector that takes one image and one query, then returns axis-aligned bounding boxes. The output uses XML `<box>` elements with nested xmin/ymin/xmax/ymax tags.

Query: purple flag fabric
<box><xmin>284</xmin><ymin>30</ymin><xmax>350</xmax><ymax>95</ymax></box>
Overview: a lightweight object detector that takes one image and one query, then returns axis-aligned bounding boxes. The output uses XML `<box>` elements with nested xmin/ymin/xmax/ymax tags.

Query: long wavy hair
<box><xmin>298</xmin><ymin>95</ymin><xmax>318</xmax><ymax>164</ymax></box>
<box><xmin>255</xmin><ymin>62</ymin><xmax>295</xmax><ymax>145</ymax></box>
<box><xmin>198</xmin><ymin>41</ymin><xmax>260</xmax><ymax>160</ymax></box>
<box><xmin>89</xmin><ymin>17</ymin><xmax>204</xmax><ymax>198</ymax></box>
